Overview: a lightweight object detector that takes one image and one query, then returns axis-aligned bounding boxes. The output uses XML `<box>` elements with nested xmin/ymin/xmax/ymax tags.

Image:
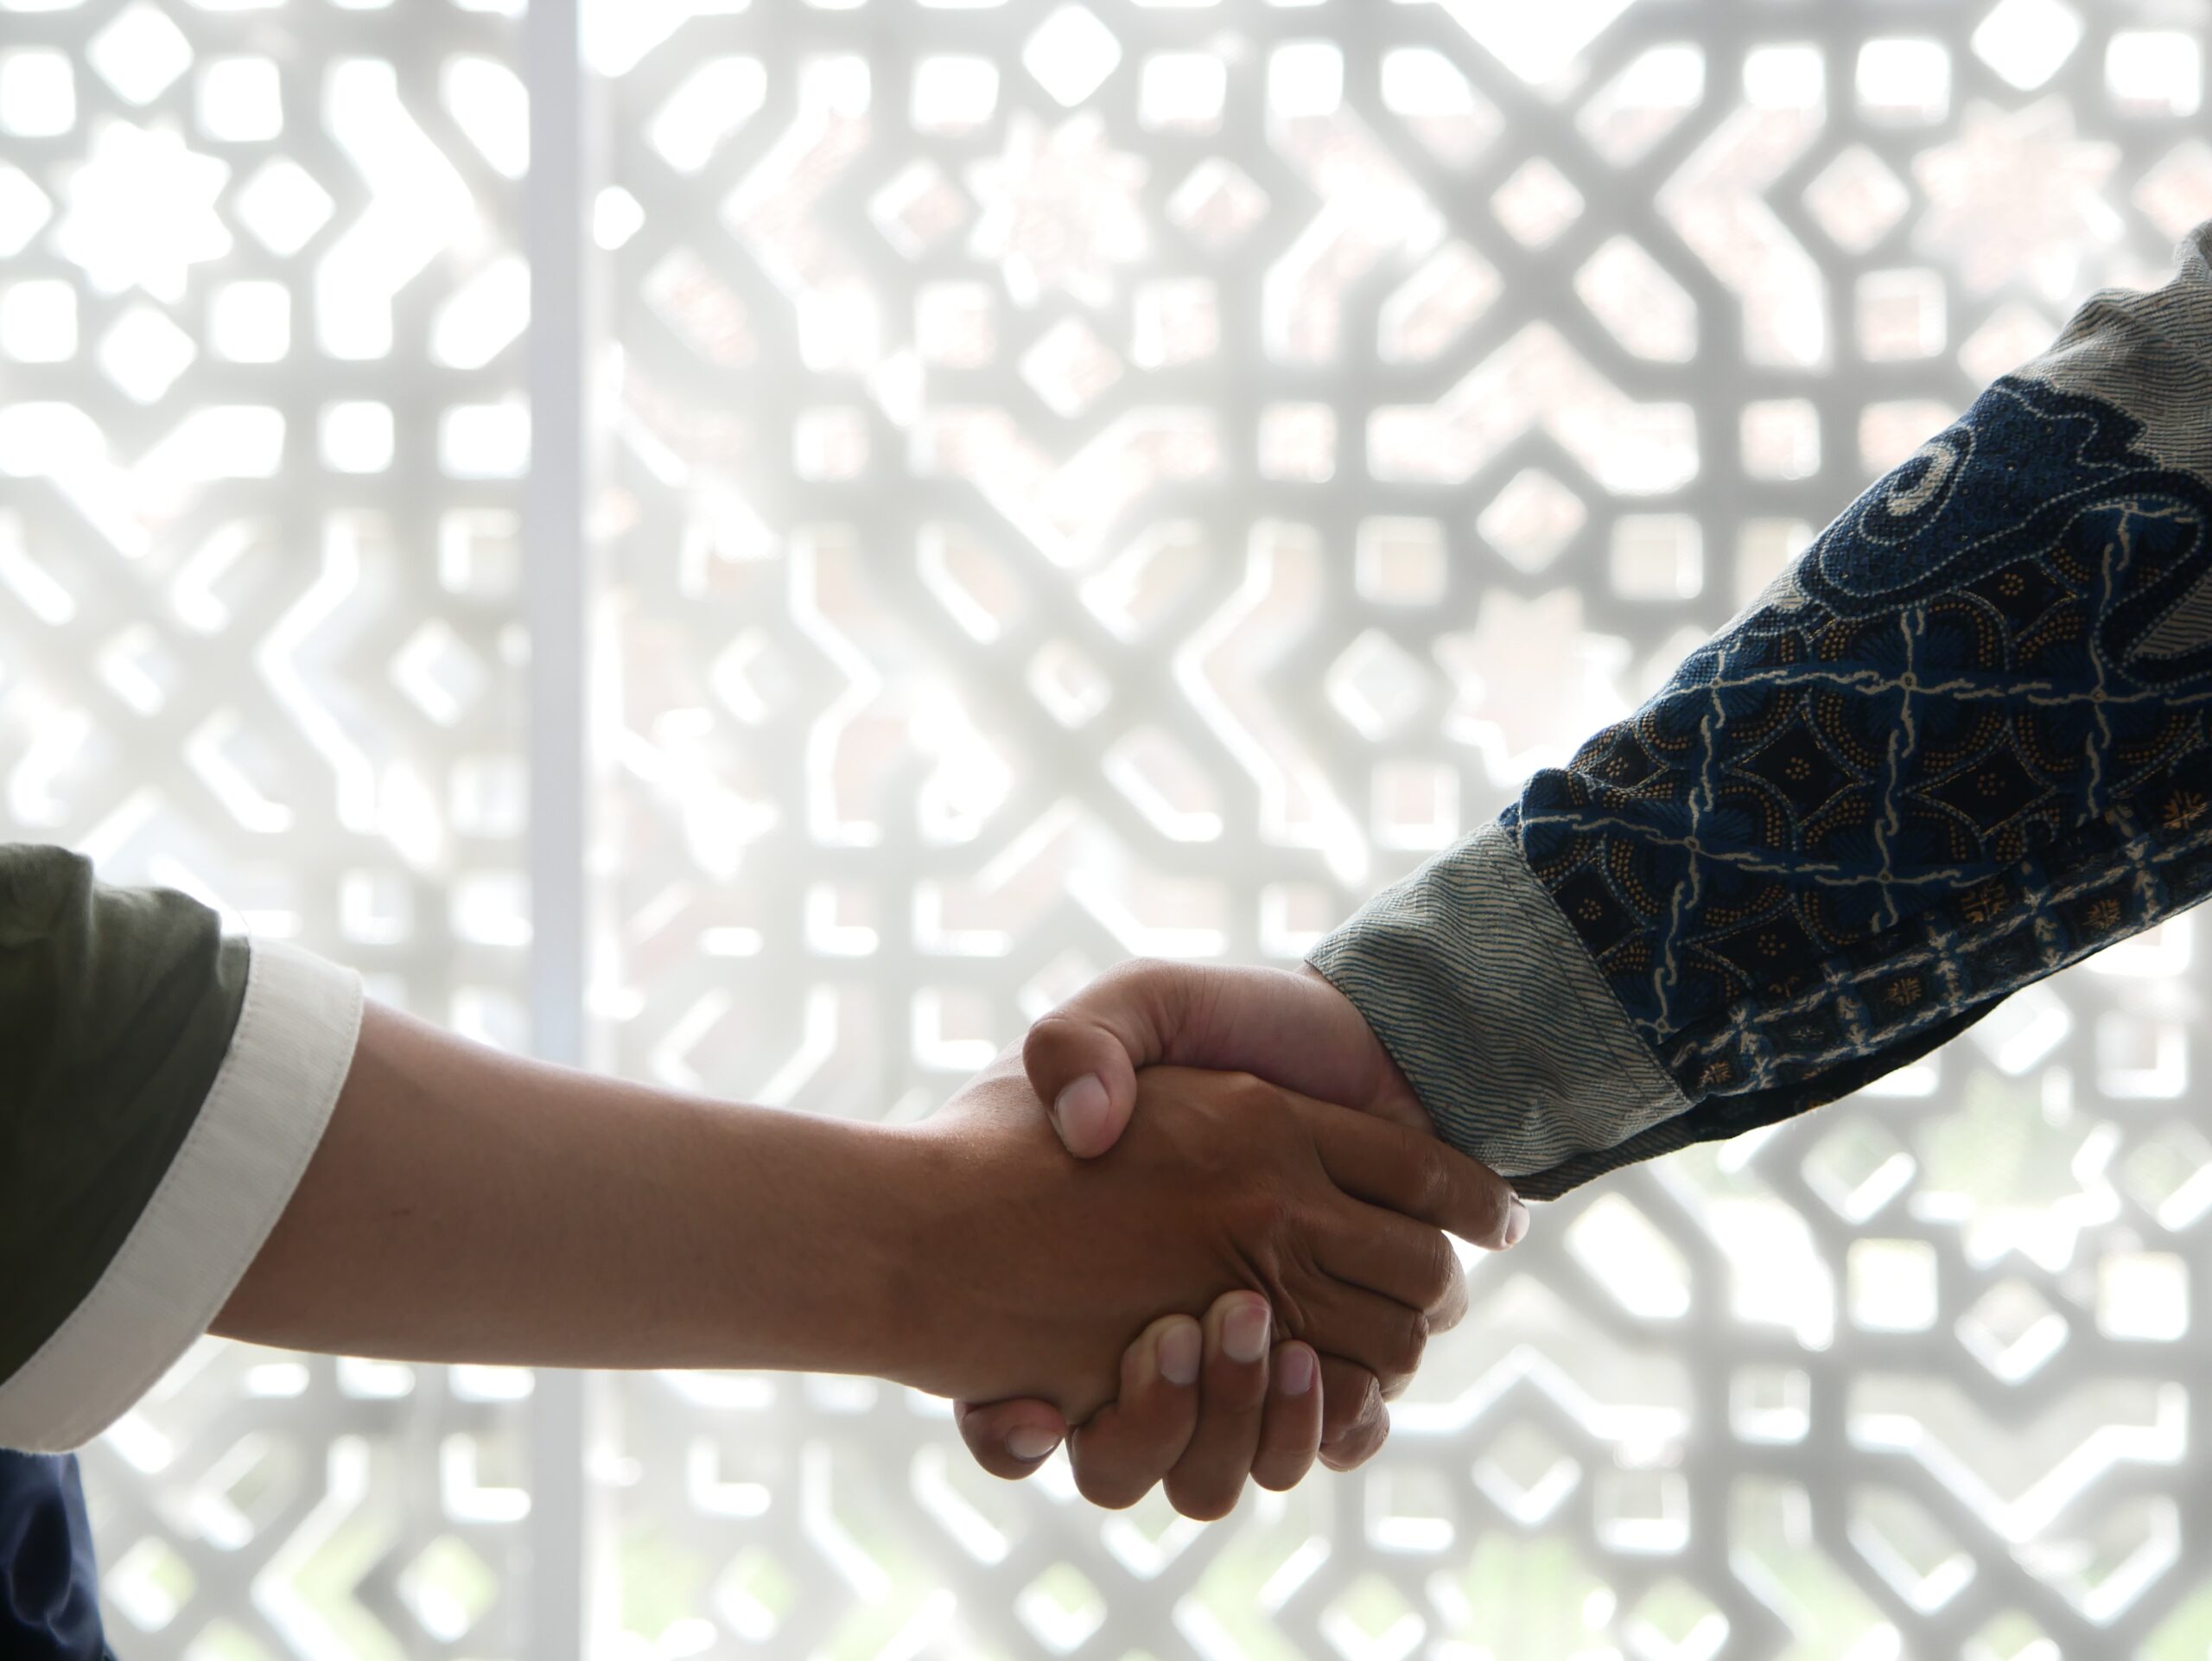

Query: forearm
<box><xmin>214</xmin><ymin>999</ymin><xmax>922</xmax><ymax>1378</ymax></box>
<box><xmin>1319</xmin><ymin>220</ymin><xmax>2212</xmax><ymax>1195</ymax></box>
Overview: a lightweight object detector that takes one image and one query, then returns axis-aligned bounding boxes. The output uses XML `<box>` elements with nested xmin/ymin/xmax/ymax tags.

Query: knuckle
<box><xmin>1414</xmin><ymin>1145</ymin><xmax>1454</xmax><ymax>1220</ymax></box>
<box><xmin>1388</xmin><ymin>1307</ymin><xmax>1430</xmax><ymax>1379</ymax></box>
<box><xmin>1020</xmin><ymin>1009</ymin><xmax>1083</xmax><ymax>1066</ymax></box>
<box><xmin>1419</xmin><ymin>1230</ymin><xmax>1459</xmax><ymax>1308</ymax></box>
<box><xmin>1320</xmin><ymin>1377</ymin><xmax>1376</xmax><ymax>1442</ymax></box>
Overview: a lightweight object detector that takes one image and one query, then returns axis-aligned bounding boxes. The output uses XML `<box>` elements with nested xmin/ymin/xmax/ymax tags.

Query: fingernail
<box><xmin>1223</xmin><ymin>1297</ymin><xmax>1271</xmax><ymax>1365</ymax></box>
<box><xmin>1159</xmin><ymin>1321</ymin><xmax>1201</xmax><ymax>1386</ymax></box>
<box><xmin>1502</xmin><ymin>1196</ymin><xmax>1530</xmax><ymax>1249</ymax></box>
<box><xmin>1006</xmin><ymin>1428</ymin><xmax>1060</xmax><ymax>1462</ymax></box>
<box><xmin>1050</xmin><ymin>1074</ymin><xmax>1111</xmax><ymax>1152</ymax></box>
<box><xmin>1278</xmin><ymin>1346</ymin><xmax>1316</xmax><ymax>1396</ymax></box>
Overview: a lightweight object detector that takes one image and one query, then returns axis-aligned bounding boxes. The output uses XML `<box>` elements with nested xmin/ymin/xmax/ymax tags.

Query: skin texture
<box><xmin>214</xmin><ymin>1001</ymin><xmax>1503</xmax><ymax>1429</ymax></box>
<box><xmin>957</xmin><ymin>959</ymin><xmax>1530</xmax><ymax>1505</ymax></box>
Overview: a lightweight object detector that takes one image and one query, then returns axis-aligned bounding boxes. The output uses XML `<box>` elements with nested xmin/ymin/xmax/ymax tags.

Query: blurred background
<box><xmin>4</xmin><ymin>0</ymin><xmax>2212</xmax><ymax>1656</ymax></box>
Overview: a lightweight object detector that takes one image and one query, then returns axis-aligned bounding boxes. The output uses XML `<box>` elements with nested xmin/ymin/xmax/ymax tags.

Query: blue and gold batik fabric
<box><xmin>1317</xmin><ymin>223</ymin><xmax>2212</xmax><ymax>1200</ymax></box>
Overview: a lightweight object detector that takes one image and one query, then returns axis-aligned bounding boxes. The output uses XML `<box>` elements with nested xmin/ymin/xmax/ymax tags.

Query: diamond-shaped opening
<box><xmin>1025</xmin><ymin>5</ymin><xmax>1121</xmax><ymax>108</ymax></box>
<box><xmin>399</xmin><ymin>1535</ymin><xmax>498</xmax><ymax>1643</ymax></box>
<box><xmin>1853</xmin><ymin>1488</ymin><xmax>1974</xmax><ymax>1612</ymax></box>
<box><xmin>2120</xmin><ymin>1122</ymin><xmax>2212</xmax><ymax>1229</ymax></box>
<box><xmin>1020</xmin><ymin>316</ymin><xmax>1122</xmax><ymax>418</ymax></box>
<box><xmin>107</xmin><ymin>1537</ymin><xmax>196</xmax><ymax>1632</ymax></box>
<box><xmin>712</xmin><ymin>1547</ymin><xmax>798</xmax><ymax>1644</ymax></box>
<box><xmin>1491</xmin><ymin>157</ymin><xmax>1583</xmax><ymax>247</ymax></box>
<box><xmin>1566</xmin><ymin>1193</ymin><xmax>1689</xmax><ymax>1319</ymax></box>
<box><xmin>1956</xmin><ymin>1277</ymin><xmax>2067</xmax><ymax>1382</ymax></box>
<box><xmin>1624</xmin><ymin>1575</ymin><xmax>1727</xmax><ymax>1660</ymax></box>
<box><xmin>1803</xmin><ymin>1119</ymin><xmax>1916</xmax><ymax>1222</ymax></box>
<box><xmin>98</xmin><ymin>304</ymin><xmax>195</xmax><ymax>404</ymax></box>
<box><xmin>1016</xmin><ymin>1563</ymin><xmax>1107</xmax><ymax>1651</ymax></box>
<box><xmin>234</xmin><ymin>159</ymin><xmax>335</xmax><ymax>258</ymax></box>
<box><xmin>2133</xmin><ymin>139</ymin><xmax>2212</xmax><ymax>242</ymax></box>
<box><xmin>869</xmin><ymin>159</ymin><xmax>969</xmax><ymax>259</ymax></box>
<box><xmin>1320</xmin><ymin>1571</ymin><xmax>1425</xmax><ymax>1661</ymax></box>
<box><xmin>1478</xmin><ymin>468</ymin><xmax>1586</xmax><ymax>573</ymax></box>
<box><xmin>1972</xmin><ymin>0</ymin><xmax>2082</xmax><ymax>91</ymax></box>
<box><xmin>1471</xmin><ymin>1422</ymin><xmax>1580</xmax><ymax>1524</ymax></box>
<box><xmin>88</xmin><ymin>3</ymin><xmax>192</xmax><ymax>105</ymax></box>
<box><xmin>391</xmin><ymin>618</ymin><xmax>489</xmax><ymax>728</ymax></box>
<box><xmin>1326</xmin><ymin>629</ymin><xmax>1427</xmax><ymax>741</ymax></box>
<box><xmin>1164</xmin><ymin>157</ymin><xmax>1267</xmax><ymax>250</ymax></box>
<box><xmin>1804</xmin><ymin>144</ymin><xmax>1911</xmax><ymax>253</ymax></box>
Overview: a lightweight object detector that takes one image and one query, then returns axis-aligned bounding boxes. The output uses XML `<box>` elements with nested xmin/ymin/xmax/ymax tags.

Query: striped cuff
<box><xmin>1308</xmin><ymin>822</ymin><xmax>1688</xmax><ymax>1200</ymax></box>
<box><xmin>0</xmin><ymin>939</ymin><xmax>363</xmax><ymax>1453</ymax></box>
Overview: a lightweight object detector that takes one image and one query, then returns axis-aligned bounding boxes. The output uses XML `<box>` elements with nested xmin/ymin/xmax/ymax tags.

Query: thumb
<box><xmin>954</xmin><ymin>1397</ymin><xmax>1069</xmax><ymax>1479</ymax></box>
<box><xmin>1021</xmin><ymin>983</ymin><xmax>1149</xmax><ymax>1158</ymax></box>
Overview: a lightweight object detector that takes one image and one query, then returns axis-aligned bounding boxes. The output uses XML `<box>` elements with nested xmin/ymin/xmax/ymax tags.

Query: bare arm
<box><xmin>216</xmin><ymin>1000</ymin><xmax>1504</xmax><ymax>1422</ymax></box>
<box><xmin>215</xmin><ymin>999</ymin><xmax>918</xmax><ymax>1377</ymax></box>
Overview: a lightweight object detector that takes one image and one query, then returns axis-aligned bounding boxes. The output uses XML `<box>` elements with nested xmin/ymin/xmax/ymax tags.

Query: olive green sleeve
<box><xmin>0</xmin><ymin>845</ymin><xmax>363</xmax><ymax>1451</ymax></box>
<box><xmin>0</xmin><ymin>846</ymin><xmax>249</xmax><ymax>1384</ymax></box>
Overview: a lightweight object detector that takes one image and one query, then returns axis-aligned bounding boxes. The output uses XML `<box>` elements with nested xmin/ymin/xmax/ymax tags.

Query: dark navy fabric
<box><xmin>0</xmin><ymin>1453</ymin><xmax>109</xmax><ymax>1660</ymax></box>
<box><xmin>1499</xmin><ymin>374</ymin><xmax>2212</xmax><ymax>1192</ymax></box>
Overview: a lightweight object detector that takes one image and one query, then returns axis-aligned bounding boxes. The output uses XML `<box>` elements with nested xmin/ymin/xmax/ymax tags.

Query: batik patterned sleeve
<box><xmin>0</xmin><ymin>847</ymin><xmax>363</xmax><ymax>1451</ymax></box>
<box><xmin>1312</xmin><ymin>223</ymin><xmax>2212</xmax><ymax>1202</ymax></box>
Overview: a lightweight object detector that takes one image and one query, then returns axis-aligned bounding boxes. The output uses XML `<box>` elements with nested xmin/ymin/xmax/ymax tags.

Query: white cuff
<box><xmin>0</xmin><ymin>939</ymin><xmax>363</xmax><ymax>1452</ymax></box>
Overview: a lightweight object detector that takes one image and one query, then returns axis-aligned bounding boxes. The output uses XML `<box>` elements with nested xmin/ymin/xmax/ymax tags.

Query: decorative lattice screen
<box><xmin>3</xmin><ymin>0</ymin><xmax>2210</xmax><ymax>1656</ymax></box>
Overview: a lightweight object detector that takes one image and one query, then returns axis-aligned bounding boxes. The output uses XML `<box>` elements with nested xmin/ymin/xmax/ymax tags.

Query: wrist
<box><xmin>697</xmin><ymin>1109</ymin><xmax>931</xmax><ymax>1381</ymax></box>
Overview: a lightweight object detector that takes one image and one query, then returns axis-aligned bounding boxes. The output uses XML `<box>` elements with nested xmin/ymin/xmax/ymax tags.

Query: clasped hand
<box><xmin>920</xmin><ymin>962</ymin><xmax>1525</xmax><ymax>1519</ymax></box>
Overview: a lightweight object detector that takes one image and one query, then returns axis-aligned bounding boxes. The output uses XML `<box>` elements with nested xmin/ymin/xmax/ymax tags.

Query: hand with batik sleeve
<box><xmin>956</xmin><ymin>220</ymin><xmax>2212</xmax><ymax>1485</ymax></box>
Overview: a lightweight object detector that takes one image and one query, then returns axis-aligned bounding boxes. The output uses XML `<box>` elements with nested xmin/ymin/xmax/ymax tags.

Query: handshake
<box><xmin>905</xmin><ymin>957</ymin><xmax>1528</xmax><ymax>1521</ymax></box>
<box><xmin>204</xmin><ymin>945</ymin><xmax>1525</xmax><ymax>1524</ymax></box>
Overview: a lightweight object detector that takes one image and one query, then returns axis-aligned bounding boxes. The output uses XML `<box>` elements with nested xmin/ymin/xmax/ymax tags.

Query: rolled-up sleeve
<box><xmin>0</xmin><ymin>848</ymin><xmax>361</xmax><ymax>1451</ymax></box>
<box><xmin>1316</xmin><ymin>221</ymin><xmax>2212</xmax><ymax>1200</ymax></box>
